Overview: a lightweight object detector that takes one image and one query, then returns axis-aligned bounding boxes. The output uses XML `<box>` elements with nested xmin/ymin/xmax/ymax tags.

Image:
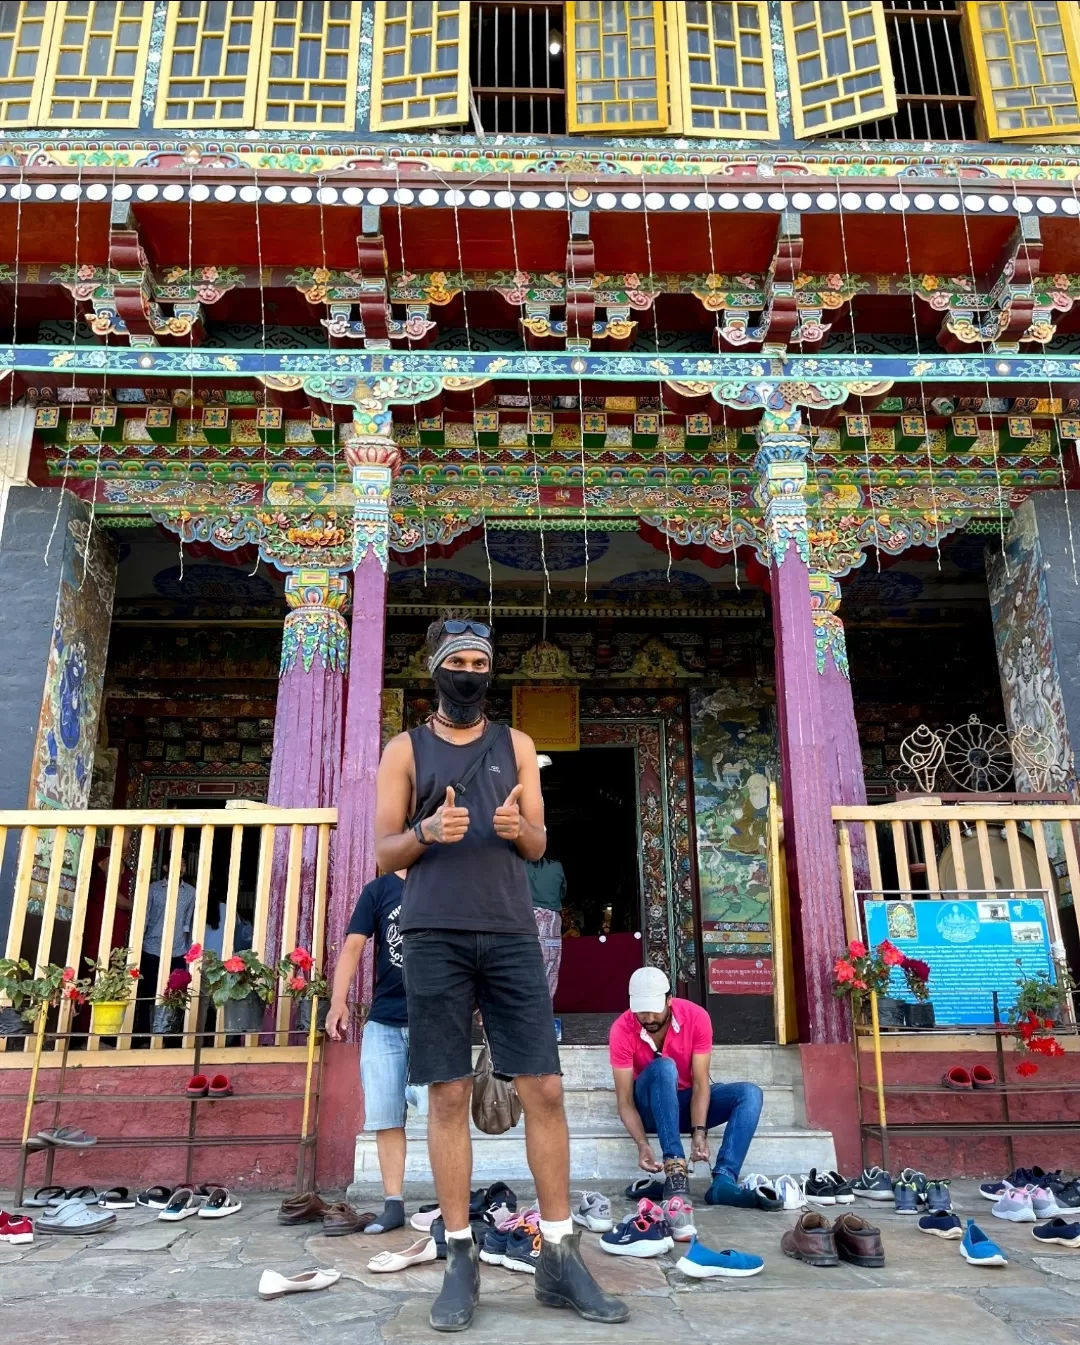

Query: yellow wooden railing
<box><xmin>767</xmin><ymin>783</ymin><xmax>798</xmax><ymax>1045</ymax></box>
<box><xmin>0</xmin><ymin>807</ymin><xmax>336</xmax><ymax>1064</ymax></box>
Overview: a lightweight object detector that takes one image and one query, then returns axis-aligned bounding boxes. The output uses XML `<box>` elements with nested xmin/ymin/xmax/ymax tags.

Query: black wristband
<box><xmin>691</xmin><ymin>1125</ymin><xmax>707</xmax><ymax>1134</ymax></box>
<box><xmin>414</xmin><ymin>820</ymin><xmax>434</xmax><ymax>846</ymax></box>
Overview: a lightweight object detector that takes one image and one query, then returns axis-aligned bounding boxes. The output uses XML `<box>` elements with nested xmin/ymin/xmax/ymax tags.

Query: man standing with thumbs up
<box><xmin>375</xmin><ymin>617</ymin><xmax>628</xmax><ymax>1332</ymax></box>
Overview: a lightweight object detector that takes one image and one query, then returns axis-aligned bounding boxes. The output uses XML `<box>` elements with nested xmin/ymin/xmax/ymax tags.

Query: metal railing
<box><xmin>1</xmin><ymin>807</ymin><xmax>336</xmax><ymax>1061</ymax></box>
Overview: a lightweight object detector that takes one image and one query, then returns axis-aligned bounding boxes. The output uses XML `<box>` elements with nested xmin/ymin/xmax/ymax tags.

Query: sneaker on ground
<box><xmin>501</xmin><ymin>1222</ymin><xmax>543</xmax><ymax>1274</ymax></box>
<box><xmin>775</xmin><ymin>1175</ymin><xmax>806</xmax><ymax>1210</ymax></box>
<box><xmin>898</xmin><ymin>1167</ymin><xmax>928</xmax><ymax>1203</ymax></box>
<box><xmin>0</xmin><ymin>1213</ymin><xmax>33</xmax><ymax>1244</ymax></box>
<box><xmin>624</xmin><ymin>1176</ymin><xmax>666</xmax><ymax>1202</ymax></box>
<box><xmin>961</xmin><ymin>1219</ymin><xmax>1008</xmax><ymax>1267</ymax></box>
<box><xmin>803</xmin><ymin>1169</ymin><xmax>840</xmax><ymax>1205</ymax></box>
<box><xmin>599</xmin><ymin>1211</ymin><xmax>674</xmax><ymax>1258</ymax></box>
<box><xmin>739</xmin><ymin>1174</ymin><xmax>784</xmax><ymax>1211</ymax></box>
<box><xmin>676</xmin><ymin>1239</ymin><xmax>763</xmax><ymax>1279</ymax></box>
<box><xmin>1033</xmin><ymin>1218</ymin><xmax>1080</xmax><ymax>1248</ymax></box>
<box><xmin>1026</xmin><ymin>1185</ymin><xmax>1060</xmax><ymax>1220</ymax></box>
<box><xmin>571</xmin><ymin>1191</ymin><xmax>613</xmax><ymax>1234</ymax></box>
<box><xmin>979</xmin><ymin>1166</ymin><xmax>1044</xmax><ymax>1201</ymax></box>
<box><xmin>828</xmin><ymin>1171</ymin><xmax>855</xmax><ymax>1204</ymax></box>
<box><xmin>893</xmin><ymin>1181</ymin><xmax>920</xmax><ymax>1216</ymax></box>
<box><xmin>1052</xmin><ymin>1179</ymin><xmax>1080</xmax><ymax>1210</ymax></box>
<box><xmin>992</xmin><ymin>1186</ymin><xmax>1036</xmax><ymax>1223</ymax></box>
<box><xmin>663</xmin><ymin>1196</ymin><xmax>697</xmax><ymax>1242</ymax></box>
<box><xmin>479</xmin><ymin>1225</ymin><xmax>511</xmax><ymax>1266</ymax></box>
<box><xmin>925</xmin><ymin>1180</ymin><xmax>953</xmax><ymax>1214</ymax></box>
<box><xmin>852</xmin><ymin>1166</ymin><xmax>894</xmax><ymax>1201</ymax></box>
<box><xmin>918</xmin><ymin>1211</ymin><xmax>963</xmax><ymax>1240</ymax></box>
<box><xmin>662</xmin><ymin>1157</ymin><xmax>690</xmax><ymax>1200</ymax></box>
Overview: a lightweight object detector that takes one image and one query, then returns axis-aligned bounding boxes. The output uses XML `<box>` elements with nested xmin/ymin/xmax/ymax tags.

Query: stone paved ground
<box><xmin>3</xmin><ymin>1182</ymin><xmax>1080</xmax><ymax>1344</ymax></box>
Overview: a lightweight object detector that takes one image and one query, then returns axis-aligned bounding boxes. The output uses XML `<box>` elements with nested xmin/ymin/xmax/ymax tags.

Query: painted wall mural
<box><xmin>28</xmin><ymin>518</ymin><xmax>116</xmax><ymax>917</ymax></box>
<box><xmin>690</xmin><ymin>685</ymin><xmax>777</xmax><ymax>960</ymax></box>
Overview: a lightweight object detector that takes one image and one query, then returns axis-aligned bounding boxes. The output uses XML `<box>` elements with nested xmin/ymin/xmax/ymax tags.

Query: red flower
<box><xmin>879</xmin><ymin>941</ymin><xmax>905</xmax><ymax>967</ymax></box>
<box><xmin>289</xmin><ymin>946</ymin><xmax>314</xmax><ymax>971</ymax></box>
<box><xmin>129</xmin><ymin>967</ymin><xmax>141</xmax><ymax>979</ymax></box>
<box><xmin>184</xmin><ymin>943</ymin><xmax>202</xmax><ymax>964</ymax></box>
<box><xmin>288</xmin><ymin>975</ymin><xmax>307</xmax><ymax>993</ymax></box>
<box><xmin>223</xmin><ymin>955</ymin><xmax>245</xmax><ymax>974</ymax></box>
<box><xmin>901</xmin><ymin>957</ymin><xmax>930</xmax><ymax>982</ymax></box>
<box><xmin>166</xmin><ymin>969</ymin><xmax>191</xmax><ymax>992</ymax></box>
<box><xmin>834</xmin><ymin>959</ymin><xmax>855</xmax><ymax>984</ymax></box>
<box><xmin>852</xmin><ymin>978</ymin><xmax>868</xmax><ymax>991</ymax></box>
<box><xmin>1016</xmin><ymin>1060</ymin><xmax>1039</xmax><ymax>1077</ymax></box>
<box><xmin>1044</xmin><ymin>1018</ymin><xmax>1055</xmax><ymax>1030</ymax></box>
<box><xmin>847</xmin><ymin>940</ymin><xmax>867</xmax><ymax>959</ymax></box>
<box><xmin>62</xmin><ymin>966</ymin><xmax>75</xmax><ymax>982</ymax></box>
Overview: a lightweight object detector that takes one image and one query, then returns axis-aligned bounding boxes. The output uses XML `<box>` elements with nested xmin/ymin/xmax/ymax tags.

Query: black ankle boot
<box><xmin>430</xmin><ymin>1235</ymin><xmax>480</xmax><ymax>1332</ymax></box>
<box><xmin>534</xmin><ymin>1230</ymin><xmax>630</xmax><ymax>1323</ymax></box>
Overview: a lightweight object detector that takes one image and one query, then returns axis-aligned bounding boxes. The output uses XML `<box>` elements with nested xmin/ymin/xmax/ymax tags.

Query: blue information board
<box><xmin>863</xmin><ymin>898</ymin><xmax>1054</xmax><ymax>1026</ymax></box>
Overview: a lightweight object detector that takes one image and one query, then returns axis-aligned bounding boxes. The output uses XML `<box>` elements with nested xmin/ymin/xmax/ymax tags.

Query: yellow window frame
<box><xmin>668</xmin><ymin>0</ymin><xmax>778</xmax><ymax>140</ymax></box>
<box><xmin>155</xmin><ymin>1</ymin><xmax>264</xmax><ymax>128</ymax></box>
<box><xmin>566</xmin><ymin>0</ymin><xmax>669</xmax><ymax>134</ymax></box>
<box><xmin>38</xmin><ymin>0</ymin><xmax>153</xmax><ymax>129</ymax></box>
<box><xmin>253</xmin><ymin>0</ymin><xmax>361</xmax><ymax>132</ymax></box>
<box><xmin>781</xmin><ymin>0</ymin><xmax>897</xmax><ymax>138</ymax></box>
<box><xmin>962</xmin><ymin>1</ymin><xmax>1080</xmax><ymax>141</ymax></box>
<box><xmin>0</xmin><ymin>2</ymin><xmax>58</xmax><ymax>129</ymax></box>
<box><xmin>370</xmin><ymin>0</ymin><xmax>472</xmax><ymax>131</ymax></box>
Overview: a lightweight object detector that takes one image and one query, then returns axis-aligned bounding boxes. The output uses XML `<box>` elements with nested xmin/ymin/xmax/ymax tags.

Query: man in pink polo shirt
<box><xmin>608</xmin><ymin>967</ymin><xmax>763</xmax><ymax>1207</ymax></box>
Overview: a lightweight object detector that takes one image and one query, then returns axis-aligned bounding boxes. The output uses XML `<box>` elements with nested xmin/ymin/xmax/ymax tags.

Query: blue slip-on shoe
<box><xmin>925</xmin><ymin>1180</ymin><xmax>953</xmax><ymax>1214</ymax></box>
<box><xmin>600</xmin><ymin>1211</ymin><xmax>674</xmax><ymax>1258</ymax></box>
<box><xmin>704</xmin><ymin>1175</ymin><xmax>761</xmax><ymax>1208</ymax></box>
<box><xmin>1033</xmin><ymin>1218</ymin><xmax>1080</xmax><ymax>1248</ymax></box>
<box><xmin>918</xmin><ymin>1211</ymin><xmax>963</xmax><ymax>1240</ymax></box>
<box><xmin>676</xmin><ymin>1238</ymin><xmax>764</xmax><ymax>1279</ymax></box>
<box><xmin>961</xmin><ymin>1219</ymin><xmax>1009</xmax><ymax>1267</ymax></box>
<box><xmin>893</xmin><ymin>1180</ymin><xmax>920</xmax><ymax>1215</ymax></box>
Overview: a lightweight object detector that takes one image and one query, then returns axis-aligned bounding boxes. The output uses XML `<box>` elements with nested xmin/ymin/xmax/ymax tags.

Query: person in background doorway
<box><xmin>327</xmin><ymin>868</ymin><xmax>411</xmax><ymax>1236</ymax></box>
<box><xmin>609</xmin><ymin>966</ymin><xmax>763</xmax><ymax>1207</ymax></box>
<box><xmin>526</xmin><ymin>856</ymin><xmax>566</xmax><ymax>1001</ymax></box>
<box><xmin>134</xmin><ymin>857</ymin><xmax>196</xmax><ymax>1043</ymax></box>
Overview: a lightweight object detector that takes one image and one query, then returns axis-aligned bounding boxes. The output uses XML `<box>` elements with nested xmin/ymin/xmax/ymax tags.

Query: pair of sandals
<box><xmin>25</xmin><ymin>1185</ymin><xmax>134</xmax><ymax>1210</ymax></box>
<box><xmin>26</xmin><ymin>1126</ymin><xmax>96</xmax><ymax>1151</ymax></box>
<box><xmin>158</xmin><ymin>1185</ymin><xmax>243</xmax><ymax>1222</ymax></box>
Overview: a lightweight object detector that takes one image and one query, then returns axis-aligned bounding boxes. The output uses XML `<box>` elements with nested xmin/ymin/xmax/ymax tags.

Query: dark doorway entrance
<box><xmin>540</xmin><ymin>745</ymin><xmax>643</xmax><ymax>1038</ymax></box>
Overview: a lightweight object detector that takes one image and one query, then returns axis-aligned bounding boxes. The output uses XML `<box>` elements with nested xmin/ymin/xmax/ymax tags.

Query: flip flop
<box><xmin>36</xmin><ymin>1126</ymin><xmax>96</xmax><ymax>1148</ymax></box>
<box><xmin>24</xmin><ymin>1185</ymin><xmax>66</xmax><ymax>1208</ymax></box>
<box><xmin>208</xmin><ymin>1074</ymin><xmax>233</xmax><ymax>1098</ymax></box>
<box><xmin>367</xmin><ymin>1237</ymin><xmax>438</xmax><ymax>1273</ymax></box>
<box><xmin>197</xmin><ymin>1187</ymin><xmax>242</xmax><ymax>1219</ymax></box>
<box><xmin>136</xmin><ymin>1185</ymin><xmax>175</xmax><ymax>1210</ymax></box>
<box><xmin>98</xmin><ymin>1187</ymin><xmax>136</xmax><ymax>1210</ymax></box>
<box><xmin>59</xmin><ymin>1186</ymin><xmax>100</xmax><ymax>1206</ymax></box>
<box><xmin>159</xmin><ymin>1188</ymin><xmax>206</xmax><ymax>1222</ymax></box>
<box><xmin>36</xmin><ymin>1199</ymin><xmax>116</xmax><ymax>1236</ymax></box>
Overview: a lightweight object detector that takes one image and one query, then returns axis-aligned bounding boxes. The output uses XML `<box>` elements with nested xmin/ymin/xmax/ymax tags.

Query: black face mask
<box><xmin>435</xmin><ymin>667</ymin><xmax>490</xmax><ymax>723</ymax></box>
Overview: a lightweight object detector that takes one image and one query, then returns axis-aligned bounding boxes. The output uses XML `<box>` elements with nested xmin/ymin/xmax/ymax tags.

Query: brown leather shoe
<box><xmin>277</xmin><ymin>1191</ymin><xmax>328</xmax><ymax>1225</ymax></box>
<box><xmin>833</xmin><ymin>1213</ymin><xmax>885</xmax><ymax>1267</ymax></box>
<box><xmin>323</xmin><ymin>1202</ymin><xmax>377</xmax><ymax>1236</ymax></box>
<box><xmin>781</xmin><ymin>1210</ymin><xmax>838</xmax><ymax>1266</ymax></box>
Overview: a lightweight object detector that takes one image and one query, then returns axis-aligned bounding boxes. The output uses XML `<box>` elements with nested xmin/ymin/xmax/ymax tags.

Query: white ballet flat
<box><xmin>258</xmin><ymin>1267</ymin><xmax>341</xmax><ymax>1299</ymax></box>
<box><xmin>367</xmin><ymin>1236</ymin><xmax>438</xmax><ymax>1273</ymax></box>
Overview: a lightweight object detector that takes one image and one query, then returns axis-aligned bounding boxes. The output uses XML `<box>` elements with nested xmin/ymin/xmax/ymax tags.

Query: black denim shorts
<box><xmin>401</xmin><ymin>929</ymin><xmax>561</xmax><ymax>1086</ymax></box>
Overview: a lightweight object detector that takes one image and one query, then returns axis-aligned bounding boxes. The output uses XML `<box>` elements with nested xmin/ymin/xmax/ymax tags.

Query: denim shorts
<box><xmin>401</xmin><ymin>929</ymin><xmax>561</xmax><ymax>1086</ymax></box>
<box><xmin>360</xmin><ymin>1019</ymin><xmax>426</xmax><ymax>1131</ymax></box>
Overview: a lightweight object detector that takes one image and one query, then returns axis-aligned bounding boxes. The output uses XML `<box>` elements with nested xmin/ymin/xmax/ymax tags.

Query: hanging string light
<box><xmin>562</xmin><ymin>174</ymin><xmax>590</xmax><ymax>603</ymax></box>
<box><xmin>702</xmin><ymin>171</ymin><xmax>738</xmax><ymax>589</ymax></box>
<box><xmin>46</xmin><ymin>160</ymin><xmax>85</xmax><ymax>567</ymax></box>
<box><xmin>641</xmin><ymin>184</ymin><xmax>673</xmax><ymax>582</ymax></box>
<box><xmin>393</xmin><ymin>161</ymin><xmax>426</xmax><ymax>586</ymax></box>
<box><xmin>251</xmin><ymin>164</ymin><xmax>269</xmax><ymax>578</ymax></box>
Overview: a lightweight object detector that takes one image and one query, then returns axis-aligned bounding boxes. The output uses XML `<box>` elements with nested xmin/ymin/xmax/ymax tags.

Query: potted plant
<box><xmin>833</xmin><ymin>939</ymin><xmax>931</xmax><ymax>1028</ymax></box>
<box><xmin>0</xmin><ymin>958</ymin><xmax>73</xmax><ymax>1036</ymax></box>
<box><xmin>1008</xmin><ymin>954</ymin><xmax>1074</xmax><ymax>1075</ymax></box>
<box><xmin>153</xmin><ymin>967</ymin><xmax>193</xmax><ymax>1036</ymax></box>
<box><xmin>78</xmin><ymin>947</ymin><xmax>141</xmax><ymax>1035</ymax></box>
<box><xmin>193</xmin><ymin>945</ymin><xmax>275</xmax><ymax>1034</ymax></box>
<box><xmin>277</xmin><ymin>946</ymin><xmax>330</xmax><ymax>1033</ymax></box>
<box><xmin>901</xmin><ymin>956</ymin><xmax>934</xmax><ymax>1028</ymax></box>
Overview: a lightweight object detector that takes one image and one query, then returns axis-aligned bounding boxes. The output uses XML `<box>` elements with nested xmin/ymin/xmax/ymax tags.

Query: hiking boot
<box><xmin>429</xmin><ymin>1235</ymin><xmax>480</xmax><ymax>1332</ymax></box>
<box><xmin>662</xmin><ymin>1157</ymin><xmax>689</xmax><ymax>1199</ymax></box>
<box><xmin>535</xmin><ymin>1230</ymin><xmax>630</xmax><ymax>1322</ymax></box>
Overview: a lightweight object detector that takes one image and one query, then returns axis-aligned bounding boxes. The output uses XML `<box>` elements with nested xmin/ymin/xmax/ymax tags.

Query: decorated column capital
<box><xmin>809</xmin><ymin>570</ymin><xmax>849</xmax><ymax>679</ymax></box>
<box><xmin>755</xmin><ymin>420</ymin><xmax>811</xmax><ymax>569</ymax></box>
<box><xmin>280</xmin><ymin>567</ymin><xmax>350</xmax><ymax>676</ymax></box>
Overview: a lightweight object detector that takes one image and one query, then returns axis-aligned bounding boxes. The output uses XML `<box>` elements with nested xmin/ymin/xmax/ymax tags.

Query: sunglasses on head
<box><xmin>441</xmin><ymin>620</ymin><xmax>492</xmax><ymax>639</ymax></box>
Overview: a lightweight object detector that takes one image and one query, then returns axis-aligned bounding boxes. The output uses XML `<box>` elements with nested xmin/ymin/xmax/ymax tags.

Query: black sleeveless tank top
<box><xmin>400</xmin><ymin>722</ymin><xmax>536</xmax><ymax>935</ymax></box>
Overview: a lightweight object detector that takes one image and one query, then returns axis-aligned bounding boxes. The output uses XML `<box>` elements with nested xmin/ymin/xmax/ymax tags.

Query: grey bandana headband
<box><xmin>428</xmin><ymin>634</ymin><xmax>494</xmax><ymax>674</ymax></box>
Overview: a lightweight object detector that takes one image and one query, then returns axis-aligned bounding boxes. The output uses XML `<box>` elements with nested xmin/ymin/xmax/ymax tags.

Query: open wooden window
<box><xmin>0</xmin><ymin>1</ymin><xmax>56</xmax><ymax>126</ymax></box>
<box><xmin>255</xmin><ymin>0</ymin><xmax>359</xmax><ymax>128</ymax></box>
<box><xmin>370</xmin><ymin>0</ymin><xmax>472</xmax><ymax>130</ymax></box>
<box><xmin>963</xmin><ymin>1</ymin><xmax>1080</xmax><ymax>140</ymax></box>
<box><xmin>566</xmin><ymin>0</ymin><xmax>668</xmax><ymax>132</ymax></box>
<box><xmin>781</xmin><ymin>0</ymin><xmax>897</xmax><ymax>137</ymax></box>
<box><xmin>38</xmin><ymin>0</ymin><xmax>153</xmax><ymax>128</ymax></box>
<box><xmin>156</xmin><ymin>1</ymin><xmax>262</xmax><ymax>125</ymax></box>
<box><xmin>669</xmin><ymin>0</ymin><xmax>777</xmax><ymax>139</ymax></box>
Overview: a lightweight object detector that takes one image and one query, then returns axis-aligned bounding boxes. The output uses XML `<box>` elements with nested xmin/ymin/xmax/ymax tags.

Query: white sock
<box><xmin>540</xmin><ymin>1217</ymin><xmax>573</xmax><ymax>1244</ymax></box>
<box><xmin>445</xmin><ymin>1226</ymin><xmax>473</xmax><ymax>1242</ymax></box>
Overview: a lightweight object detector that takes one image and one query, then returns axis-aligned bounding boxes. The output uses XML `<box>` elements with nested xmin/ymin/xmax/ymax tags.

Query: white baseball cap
<box><xmin>629</xmin><ymin>966</ymin><xmax>670</xmax><ymax>1014</ymax></box>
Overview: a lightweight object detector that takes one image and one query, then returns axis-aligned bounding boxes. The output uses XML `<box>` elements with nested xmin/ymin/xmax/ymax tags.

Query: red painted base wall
<box><xmin>0</xmin><ymin>1040</ymin><xmax>363</xmax><ymax>1193</ymax></box>
<box><xmin>802</xmin><ymin>1042</ymin><xmax>1080</xmax><ymax>1178</ymax></box>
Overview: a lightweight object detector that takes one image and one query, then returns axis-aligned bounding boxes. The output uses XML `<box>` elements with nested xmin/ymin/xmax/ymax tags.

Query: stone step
<box><xmin>556</xmin><ymin>1043</ymin><xmax>801</xmax><ymax>1089</ymax></box>
<box><xmin>352</xmin><ymin>1125</ymin><xmax>837</xmax><ymax>1189</ymax></box>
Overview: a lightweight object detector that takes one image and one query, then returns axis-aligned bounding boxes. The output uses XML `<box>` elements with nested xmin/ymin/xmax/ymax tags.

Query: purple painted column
<box><xmin>329</xmin><ymin>441</ymin><xmax>400</xmax><ymax>1040</ymax></box>
<box><xmin>266</xmin><ymin>568</ymin><xmax>349</xmax><ymax>961</ymax></box>
<box><xmin>758</xmin><ymin>425</ymin><xmax>850</xmax><ymax>1045</ymax></box>
<box><xmin>809</xmin><ymin>573</ymin><xmax>867</xmax><ymax>812</ymax></box>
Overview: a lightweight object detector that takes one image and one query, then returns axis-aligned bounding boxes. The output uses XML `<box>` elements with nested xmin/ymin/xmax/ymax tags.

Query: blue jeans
<box><xmin>632</xmin><ymin>1055</ymin><xmax>763</xmax><ymax>1182</ymax></box>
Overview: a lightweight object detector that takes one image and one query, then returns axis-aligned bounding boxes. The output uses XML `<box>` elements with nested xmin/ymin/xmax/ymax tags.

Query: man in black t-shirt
<box><xmin>327</xmin><ymin>869</ymin><xmax>415</xmax><ymax>1236</ymax></box>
